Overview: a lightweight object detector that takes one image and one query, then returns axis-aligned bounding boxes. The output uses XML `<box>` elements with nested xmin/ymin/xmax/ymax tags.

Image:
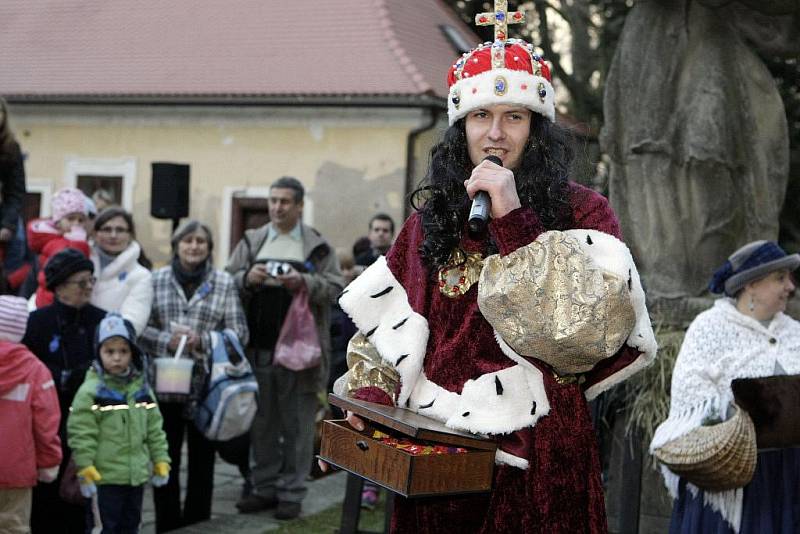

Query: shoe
<box><xmin>360</xmin><ymin>487</ymin><xmax>379</xmax><ymax>510</ymax></box>
<box><xmin>236</xmin><ymin>493</ymin><xmax>278</xmax><ymax>513</ymax></box>
<box><xmin>274</xmin><ymin>501</ymin><xmax>302</xmax><ymax>520</ymax></box>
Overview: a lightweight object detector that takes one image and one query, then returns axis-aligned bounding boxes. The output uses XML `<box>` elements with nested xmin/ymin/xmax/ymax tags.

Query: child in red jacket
<box><xmin>27</xmin><ymin>187</ymin><xmax>90</xmax><ymax>308</ymax></box>
<box><xmin>0</xmin><ymin>295</ymin><xmax>62</xmax><ymax>532</ymax></box>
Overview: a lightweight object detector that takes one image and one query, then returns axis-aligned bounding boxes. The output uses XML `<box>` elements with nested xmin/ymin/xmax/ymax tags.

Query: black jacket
<box><xmin>0</xmin><ymin>142</ymin><xmax>26</xmax><ymax>232</ymax></box>
<box><xmin>22</xmin><ymin>299</ymin><xmax>107</xmax><ymax>416</ymax></box>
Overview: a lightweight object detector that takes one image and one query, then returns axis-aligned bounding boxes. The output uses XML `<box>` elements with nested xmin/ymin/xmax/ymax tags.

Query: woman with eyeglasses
<box><xmin>90</xmin><ymin>207</ymin><xmax>153</xmax><ymax>335</ymax></box>
<box><xmin>22</xmin><ymin>248</ymin><xmax>107</xmax><ymax>533</ymax></box>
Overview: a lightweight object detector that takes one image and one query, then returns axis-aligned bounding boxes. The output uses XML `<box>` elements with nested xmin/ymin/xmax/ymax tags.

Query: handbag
<box><xmin>273</xmin><ymin>288</ymin><xmax>322</xmax><ymax>371</ymax></box>
<box><xmin>58</xmin><ymin>453</ymin><xmax>85</xmax><ymax>505</ymax></box>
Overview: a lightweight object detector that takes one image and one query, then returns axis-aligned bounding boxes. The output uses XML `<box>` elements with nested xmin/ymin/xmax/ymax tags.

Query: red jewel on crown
<box><xmin>479</xmin><ymin>16</ymin><xmax>488</xmax><ymax>23</ymax></box>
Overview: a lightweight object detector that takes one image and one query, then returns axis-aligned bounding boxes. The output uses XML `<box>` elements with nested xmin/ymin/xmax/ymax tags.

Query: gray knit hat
<box><xmin>709</xmin><ymin>240</ymin><xmax>800</xmax><ymax>297</ymax></box>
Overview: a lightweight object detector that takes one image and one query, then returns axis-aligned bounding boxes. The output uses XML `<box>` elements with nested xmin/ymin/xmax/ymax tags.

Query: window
<box><xmin>440</xmin><ymin>24</ymin><xmax>475</xmax><ymax>54</ymax></box>
<box><xmin>64</xmin><ymin>157</ymin><xmax>136</xmax><ymax>211</ymax></box>
<box><xmin>76</xmin><ymin>175</ymin><xmax>122</xmax><ymax>208</ymax></box>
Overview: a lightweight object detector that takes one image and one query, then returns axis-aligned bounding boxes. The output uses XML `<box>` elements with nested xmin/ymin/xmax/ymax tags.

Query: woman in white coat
<box><xmin>90</xmin><ymin>207</ymin><xmax>153</xmax><ymax>335</ymax></box>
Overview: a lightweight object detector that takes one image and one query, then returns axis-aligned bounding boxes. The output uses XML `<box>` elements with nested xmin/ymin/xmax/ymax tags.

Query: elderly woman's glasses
<box><xmin>64</xmin><ymin>277</ymin><xmax>97</xmax><ymax>289</ymax></box>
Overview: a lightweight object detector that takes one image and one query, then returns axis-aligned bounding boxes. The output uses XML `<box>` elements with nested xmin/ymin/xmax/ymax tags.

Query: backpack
<box><xmin>194</xmin><ymin>330</ymin><xmax>258</xmax><ymax>442</ymax></box>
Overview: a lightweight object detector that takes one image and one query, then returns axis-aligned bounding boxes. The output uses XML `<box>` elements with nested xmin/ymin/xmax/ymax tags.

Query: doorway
<box><xmin>230</xmin><ymin>197</ymin><xmax>270</xmax><ymax>250</ymax></box>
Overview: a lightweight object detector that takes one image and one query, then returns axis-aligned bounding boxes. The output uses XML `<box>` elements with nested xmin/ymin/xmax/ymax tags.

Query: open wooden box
<box><xmin>319</xmin><ymin>394</ymin><xmax>497</xmax><ymax>497</ymax></box>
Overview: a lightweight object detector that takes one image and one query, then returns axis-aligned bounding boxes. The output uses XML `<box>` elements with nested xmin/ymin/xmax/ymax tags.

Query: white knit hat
<box><xmin>0</xmin><ymin>296</ymin><xmax>29</xmax><ymax>343</ymax></box>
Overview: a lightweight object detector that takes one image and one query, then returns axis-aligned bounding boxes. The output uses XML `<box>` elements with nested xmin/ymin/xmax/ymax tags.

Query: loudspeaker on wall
<box><xmin>151</xmin><ymin>162</ymin><xmax>190</xmax><ymax>220</ymax></box>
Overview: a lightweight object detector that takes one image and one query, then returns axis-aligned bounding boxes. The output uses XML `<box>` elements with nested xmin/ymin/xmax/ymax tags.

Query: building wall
<box><xmin>9</xmin><ymin>104</ymin><xmax>432</xmax><ymax>267</ymax></box>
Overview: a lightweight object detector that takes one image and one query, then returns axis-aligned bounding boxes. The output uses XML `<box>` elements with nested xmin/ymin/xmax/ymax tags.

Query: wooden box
<box><xmin>732</xmin><ymin>374</ymin><xmax>800</xmax><ymax>449</ymax></box>
<box><xmin>319</xmin><ymin>394</ymin><xmax>497</xmax><ymax>497</ymax></box>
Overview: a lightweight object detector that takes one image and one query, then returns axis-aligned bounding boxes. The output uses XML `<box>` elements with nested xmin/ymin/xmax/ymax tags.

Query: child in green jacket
<box><xmin>67</xmin><ymin>313</ymin><xmax>170</xmax><ymax>532</ymax></box>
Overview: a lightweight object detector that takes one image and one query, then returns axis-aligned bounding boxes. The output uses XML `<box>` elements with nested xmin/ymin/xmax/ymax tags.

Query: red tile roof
<box><xmin>0</xmin><ymin>0</ymin><xmax>479</xmax><ymax>102</ymax></box>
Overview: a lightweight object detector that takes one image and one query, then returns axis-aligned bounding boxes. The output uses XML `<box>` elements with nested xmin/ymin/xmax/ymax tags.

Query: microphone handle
<box><xmin>468</xmin><ymin>155</ymin><xmax>503</xmax><ymax>233</ymax></box>
<box><xmin>468</xmin><ymin>191</ymin><xmax>491</xmax><ymax>233</ymax></box>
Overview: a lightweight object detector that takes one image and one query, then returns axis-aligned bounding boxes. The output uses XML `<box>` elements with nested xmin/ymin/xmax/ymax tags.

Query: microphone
<box><xmin>468</xmin><ymin>155</ymin><xmax>502</xmax><ymax>234</ymax></box>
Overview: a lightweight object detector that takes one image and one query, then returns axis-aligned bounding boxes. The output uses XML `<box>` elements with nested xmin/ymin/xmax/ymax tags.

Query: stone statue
<box><xmin>601</xmin><ymin>0</ymin><xmax>799</xmax><ymax>316</ymax></box>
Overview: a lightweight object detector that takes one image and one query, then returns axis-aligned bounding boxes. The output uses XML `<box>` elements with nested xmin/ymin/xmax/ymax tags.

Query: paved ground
<box><xmin>139</xmin><ymin>458</ymin><xmax>347</xmax><ymax>534</ymax></box>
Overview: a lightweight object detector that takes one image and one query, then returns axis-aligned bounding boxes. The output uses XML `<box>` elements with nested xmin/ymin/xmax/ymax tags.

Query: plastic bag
<box><xmin>273</xmin><ymin>288</ymin><xmax>321</xmax><ymax>371</ymax></box>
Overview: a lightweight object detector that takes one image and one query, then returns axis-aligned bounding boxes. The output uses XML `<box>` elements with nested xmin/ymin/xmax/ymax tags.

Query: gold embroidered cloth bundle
<box><xmin>478</xmin><ymin>231</ymin><xmax>635</xmax><ymax>375</ymax></box>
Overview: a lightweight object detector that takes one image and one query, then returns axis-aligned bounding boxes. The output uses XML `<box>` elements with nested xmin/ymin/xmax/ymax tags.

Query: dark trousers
<box><xmin>97</xmin><ymin>484</ymin><xmax>144</xmax><ymax>534</ymax></box>
<box><xmin>30</xmin><ymin>478</ymin><xmax>88</xmax><ymax>534</ymax></box>
<box><xmin>31</xmin><ymin>436</ymin><xmax>88</xmax><ymax>534</ymax></box>
<box><xmin>153</xmin><ymin>402</ymin><xmax>216</xmax><ymax>533</ymax></box>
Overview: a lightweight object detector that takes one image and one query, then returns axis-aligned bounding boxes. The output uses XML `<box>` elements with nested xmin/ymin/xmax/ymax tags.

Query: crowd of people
<box><xmin>1</xmin><ymin>4</ymin><xmax>799</xmax><ymax>532</ymax></box>
<box><xmin>0</xmin><ymin>98</ymin><xmax>399</xmax><ymax>533</ymax></box>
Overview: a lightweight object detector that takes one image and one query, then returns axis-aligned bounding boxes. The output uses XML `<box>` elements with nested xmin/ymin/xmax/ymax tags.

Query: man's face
<box><xmin>268</xmin><ymin>187</ymin><xmax>303</xmax><ymax>231</ymax></box>
<box><xmin>465</xmin><ymin>104</ymin><xmax>532</xmax><ymax>170</ymax></box>
<box><xmin>368</xmin><ymin>219</ymin><xmax>393</xmax><ymax>252</ymax></box>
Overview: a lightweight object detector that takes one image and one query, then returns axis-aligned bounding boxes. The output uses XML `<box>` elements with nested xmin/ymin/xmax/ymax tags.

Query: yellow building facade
<box><xmin>12</xmin><ymin>104</ymin><xmax>444</xmax><ymax>267</ymax></box>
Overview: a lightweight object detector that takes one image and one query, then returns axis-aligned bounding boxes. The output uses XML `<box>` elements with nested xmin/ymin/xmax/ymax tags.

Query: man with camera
<box><xmin>226</xmin><ymin>176</ymin><xmax>342</xmax><ymax>519</ymax></box>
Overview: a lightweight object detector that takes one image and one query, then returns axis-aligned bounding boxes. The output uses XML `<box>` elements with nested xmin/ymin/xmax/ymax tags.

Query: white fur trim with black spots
<box><xmin>488</xmin><ymin>229</ymin><xmax>657</xmax><ymax>401</ymax></box>
<box><xmin>338</xmin><ymin>256</ymin><xmax>427</xmax><ymax>407</ymax></box>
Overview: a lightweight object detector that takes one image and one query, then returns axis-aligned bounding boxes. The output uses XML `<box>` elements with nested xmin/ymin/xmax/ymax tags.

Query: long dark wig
<box><xmin>411</xmin><ymin>113</ymin><xmax>575</xmax><ymax>270</ymax></box>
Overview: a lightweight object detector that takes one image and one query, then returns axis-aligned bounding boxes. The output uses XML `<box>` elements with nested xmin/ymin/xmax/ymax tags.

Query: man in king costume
<box><xmin>332</xmin><ymin>2</ymin><xmax>658</xmax><ymax>532</ymax></box>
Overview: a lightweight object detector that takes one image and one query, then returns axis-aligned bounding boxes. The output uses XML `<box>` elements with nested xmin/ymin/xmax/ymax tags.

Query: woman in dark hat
<box><xmin>652</xmin><ymin>240</ymin><xmax>800</xmax><ymax>534</ymax></box>
<box><xmin>22</xmin><ymin>247</ymin><xmax>107</xmax><ymax>533</ymax></box>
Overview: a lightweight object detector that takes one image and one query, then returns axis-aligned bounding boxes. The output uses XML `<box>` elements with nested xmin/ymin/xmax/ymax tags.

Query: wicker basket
<box><xmin>653</xmin><ymin>404</ymin><xmax>757</xmax><ymax>491</ymax></box>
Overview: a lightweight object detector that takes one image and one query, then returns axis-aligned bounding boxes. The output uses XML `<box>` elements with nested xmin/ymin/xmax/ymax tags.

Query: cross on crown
<box><xmin>475</xmin><ymin>0</ymin><xmax>525</xmax><ymax>69</ymax></box>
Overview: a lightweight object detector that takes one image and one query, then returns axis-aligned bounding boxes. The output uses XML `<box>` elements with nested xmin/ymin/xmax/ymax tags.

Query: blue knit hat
<box><xmin>709</xmin><ymin>240</ymin><xmax>800</xmax><ymax>297</ymax></box>
<box><xmin>92</xmin><ymin>313</ymin><xmax>153</xmax><ymax>406</ymax></box>
<box><xmin>95</xmin><ymin>312</ymin><xmax>144</xmax><ymax>369</ymax></box>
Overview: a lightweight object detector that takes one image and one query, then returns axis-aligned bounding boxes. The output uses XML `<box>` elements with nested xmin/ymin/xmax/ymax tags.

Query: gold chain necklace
<box><xmin>437</xmin><ymin>248</ymin><xmax>484</xmax><ymax>298</ymax></box>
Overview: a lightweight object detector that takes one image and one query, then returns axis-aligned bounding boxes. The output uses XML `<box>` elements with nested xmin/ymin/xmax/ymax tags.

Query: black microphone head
<box><xmin>483</xmin><ymin>155</ymin><xmax>503</xmax><ymax>167</ymax></box>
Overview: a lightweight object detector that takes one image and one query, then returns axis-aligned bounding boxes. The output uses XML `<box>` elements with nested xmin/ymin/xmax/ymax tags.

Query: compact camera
<box><xmin>265</xmin><ymin>261</ymin><xmax>292</xmax><ymax>277</ymax></box>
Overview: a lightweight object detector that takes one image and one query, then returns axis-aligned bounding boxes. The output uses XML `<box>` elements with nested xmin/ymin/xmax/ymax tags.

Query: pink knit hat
<box><xmin>0</xmin><ymin>296</ymin><xmax>29</xmax><ymax>343</ymax></box>
<box><xmin>51</xmin><ymin>187</ymin><xmax>88</xmax><ymax>222</ymax></box>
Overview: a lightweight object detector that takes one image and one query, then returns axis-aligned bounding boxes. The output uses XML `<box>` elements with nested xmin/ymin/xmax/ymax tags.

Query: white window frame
<box><xmin>64</xmin><ymin>156</ymin><xmax>136</xmax><ymax>211</ymax></box>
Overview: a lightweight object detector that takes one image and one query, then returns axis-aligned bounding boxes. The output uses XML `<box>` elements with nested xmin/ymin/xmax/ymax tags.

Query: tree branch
<box><xmin>535</xmin><ymin>3</ymin><xmax>601</xmax><ymax>119</ymax></box>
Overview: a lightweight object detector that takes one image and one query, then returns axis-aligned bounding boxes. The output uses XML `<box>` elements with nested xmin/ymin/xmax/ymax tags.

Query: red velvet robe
<box><xmin>358</xmin><ymin>182</ymin><xmax>643</xmax><ymax>533</ymax></box>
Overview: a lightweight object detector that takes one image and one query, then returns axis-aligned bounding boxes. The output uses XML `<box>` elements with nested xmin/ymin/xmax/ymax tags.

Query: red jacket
<box><xmin>0</xmin><ymin>341</ymin><xmax>62</xmax><ymax>488</ymax></box>
<box><xmin>27</xmin><ymin>219</ymin><xmax>90</xmax><ymax>308</ymax></box>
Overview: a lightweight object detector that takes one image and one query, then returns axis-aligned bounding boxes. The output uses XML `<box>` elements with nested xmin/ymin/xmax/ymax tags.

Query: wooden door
<box><xmin>230</xmin><ymin>197</ymin><xmax>270</xmax><ymax>250</ymax></box>
<box><xmin>22</xmin><ymin>192</ymin><xmax>41</xmax><ymax>223</ymax></box>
